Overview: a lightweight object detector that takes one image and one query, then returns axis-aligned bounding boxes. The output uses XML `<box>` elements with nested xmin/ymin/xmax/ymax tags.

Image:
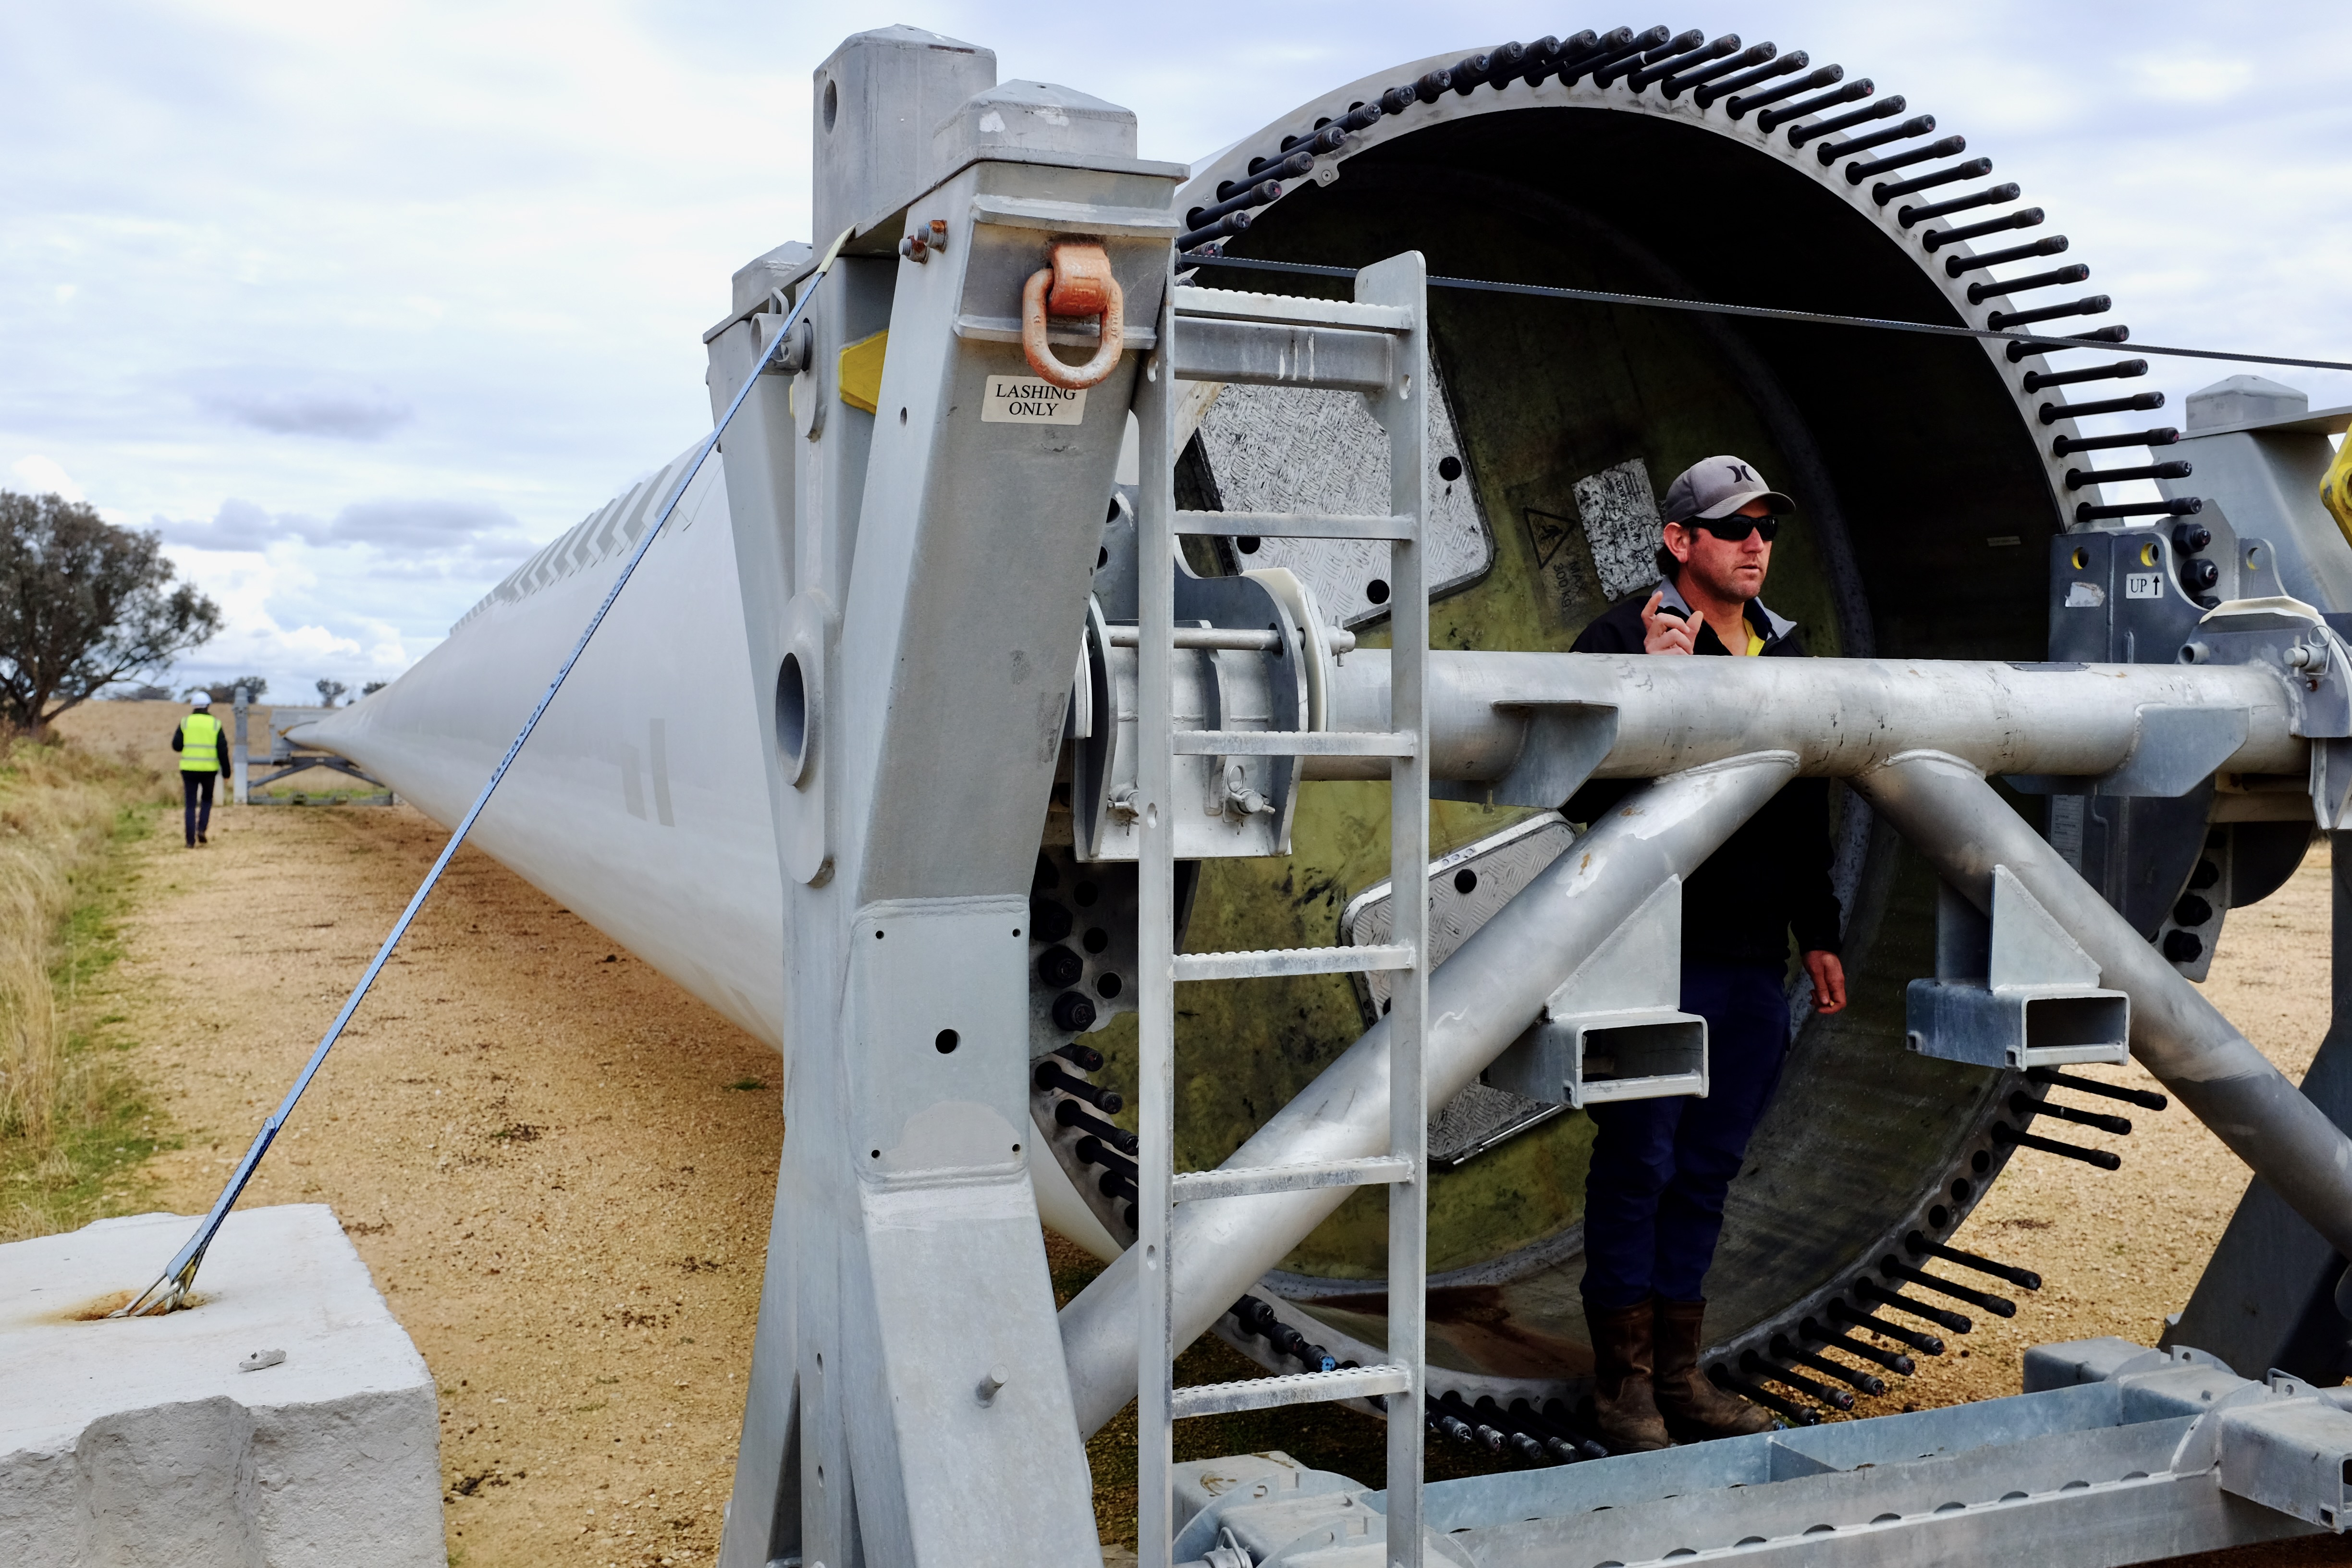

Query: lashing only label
<box><xmin>981</xmin><ymin>374</ymin><xmax>1087</xmax><ymax>423</ymax></box>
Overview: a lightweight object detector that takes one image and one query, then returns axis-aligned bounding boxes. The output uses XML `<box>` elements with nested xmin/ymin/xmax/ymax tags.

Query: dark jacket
<box><xmin>1568</xmin><ymin>580</ymin><xmax>1843</xmax><ymax>966</ymax></box>
<box><xmin>172</xmin><ymin>717</ymin><xmax>233</xmax><ymax>773</ymax></box>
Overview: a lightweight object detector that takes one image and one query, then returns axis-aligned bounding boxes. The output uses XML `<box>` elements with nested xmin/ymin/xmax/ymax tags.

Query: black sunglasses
<box><xmin>1685</xmin><ymin>515</ymin><xmax>1780</xmax><ymax>543</ymax></box>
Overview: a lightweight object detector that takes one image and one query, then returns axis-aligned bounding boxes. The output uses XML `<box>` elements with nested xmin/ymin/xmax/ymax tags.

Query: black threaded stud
<box><xmin>1847</xmin><ymin>132</ymin><xmax>1965</xmax><ymax>184</ymax></box>
<box><xmin>1968</xmin><ymin>263</ymin><xmax>2088</xmax><ymax>304</ymax></box>
<box><xmin>1731</xmin><ymin>65</ymin><xmax>1853</xmax><ymax>123</ymax></box>
<box><xmin>1923</xmin><ymin>208</ymin><xmax>2046</xmax><ymax>253</ymax></box>
<box><xmin>2025</xmin><ymin>357</ymin><xmax>2147</xmax><ymax>392</ymax></box>
<box><xmin>1946</xmin><ymin>235</ymin><xmax>2069</xmax><ymax>276</ymax></box>
<box><xmin>1901</xmin><ymin>182</ymin><xmax>2021</xmax><ymax>226</ymax></box>
<box><xmin>1817</xmin><ymin>112</ymin><xmax>1936</xmax><ymax>168</ymax></box>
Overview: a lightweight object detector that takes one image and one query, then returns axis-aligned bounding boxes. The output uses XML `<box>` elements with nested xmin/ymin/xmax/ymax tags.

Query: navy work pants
<box><xmin>1580</xmin><ymin>961</ymin><xmax>1791</xmax><ymax>1309</ymax></box>
<box><xmin>183</xmin><ymin>771</ymin><xmax>217</xmax><ymax>845</ymax></box>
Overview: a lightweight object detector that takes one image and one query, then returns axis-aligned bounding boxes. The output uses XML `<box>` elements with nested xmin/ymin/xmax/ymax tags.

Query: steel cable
<box><xmin>112</xmin><ymin>228</ymin><xmax>858</xmax><ymax>1317</ymax></box>
<box><xmin>1179</xmin><ymin>252</ymin><xmax>2352</xmax><ymax>377</ymax></box>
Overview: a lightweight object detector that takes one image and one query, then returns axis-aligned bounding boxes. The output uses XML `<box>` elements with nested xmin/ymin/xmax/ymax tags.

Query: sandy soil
<box><xmin>45</xmin><ymin>700</ymin><xmax>2352</xmax><ymax>1565</ymax></box>
<box><xmin>1839</xmin><ymin>841</ymin><xmax>2336</xmax><ymax>1418</ymax></box>
<box><xmin>59</xmin><ymin>707</ymin><xmax>779</xmax><ymax>1568</ymax></box>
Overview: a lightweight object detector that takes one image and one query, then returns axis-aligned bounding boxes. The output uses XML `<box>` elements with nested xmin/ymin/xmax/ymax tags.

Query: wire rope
<box><xmin>113</xmin><ymin>230</ymin><xmax>856</xmax><ymax>1317</ymax></box>
<box><xmin>1181</xmin><ymin>252</ymin><xmax>2352</xmax><ymax>377</ymax></box>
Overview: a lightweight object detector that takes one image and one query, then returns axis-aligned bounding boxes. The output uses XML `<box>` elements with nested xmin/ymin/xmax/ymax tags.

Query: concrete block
<box><xmin>0</xmin><ymin>1205</ymin><xmax>443</xmax><ymax>1566</ymax></box>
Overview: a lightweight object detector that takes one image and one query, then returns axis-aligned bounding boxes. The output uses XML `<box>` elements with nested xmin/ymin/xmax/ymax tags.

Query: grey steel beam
<box><xmin>1058</xmin><ymin>751</ymin><xmax>1799</xmax><ymax>1436</ymax></box>
<box><xmin>1311</xmin><ymin>649</ymin><xmax>2303</xmax><ymax>787</ymax></box>
<box><xmin>1851</xmin><ymin>751</ymin><xmax>2352</xmax><ymax>1267</ymax></box>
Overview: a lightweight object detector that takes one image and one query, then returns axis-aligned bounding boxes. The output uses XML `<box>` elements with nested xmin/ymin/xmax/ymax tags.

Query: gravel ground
<box><xmin>51</xmin><ymin>701</ymin><xmax>2352</xmax><ymax>1565</ymax></box>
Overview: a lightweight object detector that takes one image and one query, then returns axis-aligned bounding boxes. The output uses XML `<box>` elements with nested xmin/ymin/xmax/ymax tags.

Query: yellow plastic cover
<box><xmin>2323</xmin><ymin>430</ymin><xmax>2352</xmax><ymax>551</ymax></box>
<box><xmin>836</xmin><ymin>329</ymin><xmax>889</xmax><ymax>415</ymax></box>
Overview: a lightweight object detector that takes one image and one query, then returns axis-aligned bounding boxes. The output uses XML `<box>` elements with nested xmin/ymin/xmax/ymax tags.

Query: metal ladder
<box><xmin>1132</xmin><ymin>251</ymin><xmax>1433</xmax><ymax>1568</ymax></box>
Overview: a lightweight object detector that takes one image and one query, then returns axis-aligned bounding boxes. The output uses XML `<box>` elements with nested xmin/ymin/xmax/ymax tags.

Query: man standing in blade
<box><xmin>1567</xmin><ymin>454</ymin><xmax>1848</xmax><ymax>1449</ymax></box>
<box><xmin>172</xmin><ymin>692</ymin><xmax>231</xmax><ymax>848</ymax></box>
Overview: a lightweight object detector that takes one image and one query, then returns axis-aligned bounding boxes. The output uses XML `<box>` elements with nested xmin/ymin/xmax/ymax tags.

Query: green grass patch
<box><xmin>0</xmin><ymin>742</ymin><xmax>179</xmax><ymax>1240</ymax></box>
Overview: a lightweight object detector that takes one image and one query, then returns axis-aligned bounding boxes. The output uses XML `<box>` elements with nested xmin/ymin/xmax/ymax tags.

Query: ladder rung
<box><xmin>1171</xmin><ymin>285</ymin><xmax>1415</xmax><ymax>333</ymax></box>
<box><xmin>1175</xmin><ymin>510</ymin><xmax>1415</xmax><ymax>542</ymax></box>
<box><xmin>1170</xmin><ymin>1362</ymin><xmax>1413</xmax><ymax>1420</ymax></box>
<box><xmin>1173</xmin><ymin>1154</ymin><xmax>1412</xmax><ymax>1202</ymax></box>
<box><xmin>1174</xmin><ymin>943</ymin><xmax>1412</xmax><ymax>981</ymax></box>
<box><xmin>1173</xmin><ymin>730</ymin><xmax>1415</xmax><ymax>758</ymax></box>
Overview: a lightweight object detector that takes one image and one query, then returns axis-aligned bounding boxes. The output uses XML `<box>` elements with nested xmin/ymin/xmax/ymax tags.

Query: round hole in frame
<box><xmin>936</xmin><ymin>1029</ymin><xmax>959</xmax><ymax>1054</ymax></box>
<box><xmin>1438</xmin><ymin>454</ymin><xmax>1463</xmax><ymax>482</ymax></box>
<box><xmin>1366</xmin><ymin>579</ymin><xmax>1391</xmax><ymax>604</ymax></box>
<box><xmin>776</xmin><ymin>651</ymin><xmax>811</xmax><ymax>784</ymax></box>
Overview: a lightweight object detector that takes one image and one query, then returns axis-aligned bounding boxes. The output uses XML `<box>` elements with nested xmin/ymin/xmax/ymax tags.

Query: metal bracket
<box><xmin>2008</xmin><ymin>704</ymin><xmax>2250</xmax><ymax>798</ymax></box>
<box><xmin>1905</xmin><ymin>866</ymin><xmax>2130</xmax><ymax>1069</ymax></box>
<box><xmin>1435</xmin><ymin>701</ymin><xmax>1618</xmax><ymax>808</ymax></box>
<box><xmin>1483</xmin><ymin>876</ymin><xmax>1708</xmax><ymax>1108</ymax></box>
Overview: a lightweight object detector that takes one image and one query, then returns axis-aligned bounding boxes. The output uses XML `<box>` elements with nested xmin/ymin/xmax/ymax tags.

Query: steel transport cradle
<box><xmin>276</xmin><ymin>21</ymin><xmax>2352</xmax><ymax>1568</ymax></box>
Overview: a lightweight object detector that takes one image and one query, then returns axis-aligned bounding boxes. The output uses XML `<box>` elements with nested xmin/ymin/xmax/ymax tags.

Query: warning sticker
<box><xmin>981</xmin><ymin>375</ymin><xmax>1087</xmax><ymax>424</ymax></box>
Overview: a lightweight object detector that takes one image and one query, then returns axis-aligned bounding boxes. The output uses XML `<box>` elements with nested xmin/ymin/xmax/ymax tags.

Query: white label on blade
<box><xmin>2065</xmin><ymin>580</ymin><xmax>2106</xmax><ymax>608</ymax></box>
<box><xmin>982</xmin><ymin>375</ymin><xmax>1087</xmax><ymax>424</ymax></box>
<box><xmin>2125</xmin><ymin>572</ymin><xmax>2164</xmax><ymax>600</ymax></box>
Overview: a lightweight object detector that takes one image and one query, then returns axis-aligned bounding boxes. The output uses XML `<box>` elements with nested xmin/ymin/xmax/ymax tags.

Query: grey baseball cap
<box><xmin>1662</xmin><ymin>455</ymin><xmax>1794</xmax><ymax>523</ymax></box>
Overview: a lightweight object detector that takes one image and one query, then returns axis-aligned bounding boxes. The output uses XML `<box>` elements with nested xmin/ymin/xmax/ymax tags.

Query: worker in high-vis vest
<box><xmin>171</xmin><ymin>693</ymin><xmax>232</xmax><ymax>848</ymax></box>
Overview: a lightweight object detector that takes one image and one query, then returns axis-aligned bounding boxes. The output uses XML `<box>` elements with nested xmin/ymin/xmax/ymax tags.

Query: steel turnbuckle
<box><xmin>1020</xmin><ymin>241</ymin><xmax>1125</xmax><ymax>390</ymax></box>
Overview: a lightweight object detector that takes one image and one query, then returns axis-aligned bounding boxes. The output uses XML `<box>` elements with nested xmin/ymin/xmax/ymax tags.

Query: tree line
<box><xmin>1</xmin><ymin>489</ymin><xmax>391</xmax><ymax>733</ymax></box>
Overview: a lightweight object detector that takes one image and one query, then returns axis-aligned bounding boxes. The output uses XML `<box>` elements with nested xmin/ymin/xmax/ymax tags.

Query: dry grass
<box><xmin>0</xmin><ymin>723</ymin><xmax>174</xmax><ymax>1239</ymax></box>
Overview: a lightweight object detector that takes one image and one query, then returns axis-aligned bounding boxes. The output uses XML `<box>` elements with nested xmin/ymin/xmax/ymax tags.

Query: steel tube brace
<box><xmin>1311</xmin><ymin>650</ymin><xmax>2304</xmax><ymax>786</ymax></box>
<box><xmin>1058</xmin><ymin>751</ymin><xmax>1798</xmax><ymax>1436</ymax></box>
<box><xmin>1853</xmin><ymin>750</ymin><xmax>2352</xmax><ymax>1265</ymax></box>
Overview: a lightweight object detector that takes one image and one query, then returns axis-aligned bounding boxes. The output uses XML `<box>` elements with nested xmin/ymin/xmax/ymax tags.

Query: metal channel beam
<box><xmin>1058</xmin><ymin>752</ymin><xmax>1799</xmax><ymax>1435</ymax></box>
<box><xmin>1181</xmin><ymin>1352</ymin><xmax>2352</xmax><ymax>1567</ymax></box>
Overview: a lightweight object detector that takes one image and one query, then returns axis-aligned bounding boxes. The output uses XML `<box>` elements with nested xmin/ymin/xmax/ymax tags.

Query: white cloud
<box><xmin>196</xmin><ymin>383</ymin><xmax>414</xmax><ymax>440</ymax></box>
<box><xmin>2</xmin><ymin>0</ymin><xmax>2347</xmax><ymax>707</ymax></box>
<box><xmin>2124</xmin><ymin>55</ymin><xmax>2257</xmax><ymax>108</ymax></box>
<box><xmin>10</xmin><ymin>454</ymin><xmax>83</xmax><ymax>502</ymax></box>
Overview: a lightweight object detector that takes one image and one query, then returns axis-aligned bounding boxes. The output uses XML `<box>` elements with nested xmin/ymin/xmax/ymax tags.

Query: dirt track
<box><xmin>47</xmin><ymin>699</ymin><xmax>2352</xmax><ymax>1565</ymax></box>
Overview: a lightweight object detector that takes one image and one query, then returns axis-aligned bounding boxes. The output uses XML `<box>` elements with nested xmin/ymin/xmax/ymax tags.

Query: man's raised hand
<box><xmin>1641</xmin><ymin>589</ymin><xmax>1695</xmax><ymax>655</ymax></box>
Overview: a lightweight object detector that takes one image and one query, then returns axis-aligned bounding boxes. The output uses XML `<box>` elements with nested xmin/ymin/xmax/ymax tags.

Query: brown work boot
<box><xmin>1654</xmin><ymin>1299</ymin><xmax>1775</xmax><ymax>1440</ymax></box>
<box><xmin>1585</xmin><ymin>1298</ymin><xmax>1669</xmax><ymax>1453</ymax></box>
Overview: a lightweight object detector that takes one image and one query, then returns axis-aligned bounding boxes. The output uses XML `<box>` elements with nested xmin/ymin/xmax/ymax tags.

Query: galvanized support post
<box><xmin>1361</xmin><ymin>251</ymin><xmax>1430</xmax><ymax>1566</ymax></box>
<box><xmin>1133</xmin><ymin>268</ymin><xmax>1180</xmax><ymax>1568</ymax></box>
<box><xmin>710</xmin><ymin>28</ymin><xmax>1180</xmax><ymax>1568</ymax></box>
<box><xmin>232</xmin><ymin>686</ymin><xmax>250</xmax><ymax>806</ymax></box>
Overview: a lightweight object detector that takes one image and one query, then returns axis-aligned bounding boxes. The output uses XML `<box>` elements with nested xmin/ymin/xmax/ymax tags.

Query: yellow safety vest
<box><xmin>180</xmin><ymin>711</ymin><xmax>222</xmax><ymax>772</ymax></box>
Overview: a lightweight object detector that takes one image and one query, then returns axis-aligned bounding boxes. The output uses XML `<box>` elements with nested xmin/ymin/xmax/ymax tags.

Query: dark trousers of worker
<box><xmin>1580</xmin><ymin>961</ymin><xmax>1792</xmax><ymax>1310</ymax></box>
<box><xmin>183</xmin><ymin>771</ymin><xmax>216</xmax><ymax>845</ymax></box>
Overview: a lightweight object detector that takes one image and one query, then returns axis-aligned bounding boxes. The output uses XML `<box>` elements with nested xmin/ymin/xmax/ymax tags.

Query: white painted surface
<box><xmin>302</xmin><ymin>453</ymin><xmax>788</xmax><ymax>1050</ymax></box>
<box><xmin>295</xmin><ymin>453</ymin><xmax>1114</xmax><ymax>1255</ymax></box>
<box><xmin>0</xmin><ymin>1205</ymin><xmax>442</xmax><ymax>1566</ymax></box>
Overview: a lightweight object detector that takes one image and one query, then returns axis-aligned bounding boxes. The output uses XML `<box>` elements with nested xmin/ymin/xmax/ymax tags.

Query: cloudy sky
<box><xmin>5</xmin><ymin>0</ymin><xmax>2347</xmax><ymax>700</ymax></box>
